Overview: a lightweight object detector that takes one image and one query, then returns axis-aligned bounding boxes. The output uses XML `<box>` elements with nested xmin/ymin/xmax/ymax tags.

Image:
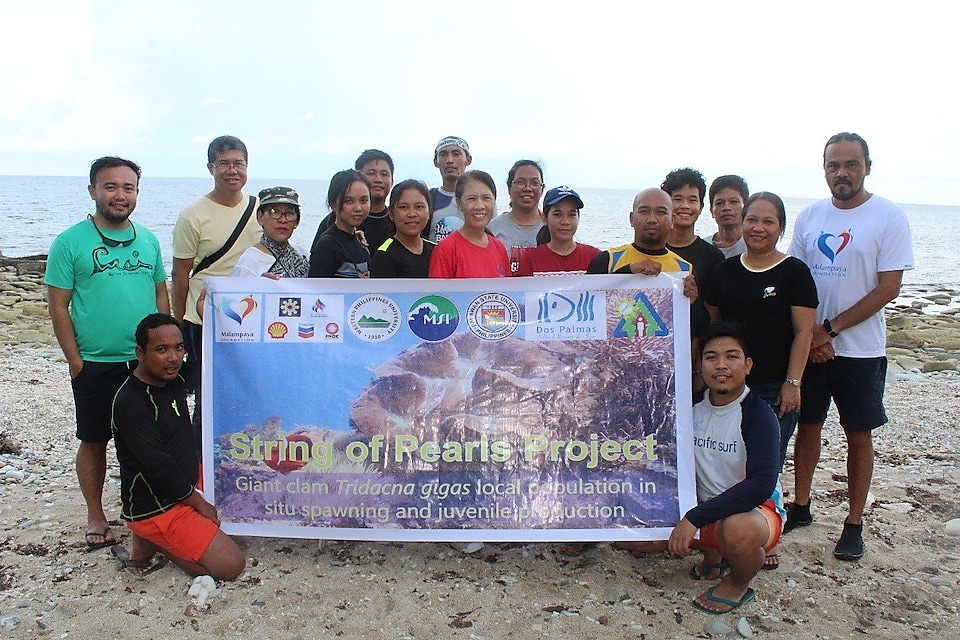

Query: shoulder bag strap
<box><xmin>191</xmin><ymin>195</ymin><xmax>257</xmax><ymax>277</ymax></box>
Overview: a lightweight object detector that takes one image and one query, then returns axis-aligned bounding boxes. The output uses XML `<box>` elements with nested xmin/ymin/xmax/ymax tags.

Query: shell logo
<box><xmin>267</xmin><ymin>322</ymin><xmax>288</xmax><ymax>339</ymax></box>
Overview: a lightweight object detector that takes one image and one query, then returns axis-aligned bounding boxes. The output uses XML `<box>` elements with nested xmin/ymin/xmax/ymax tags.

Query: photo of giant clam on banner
<box><xmin>201</xmin><ymin>273</ymin><xmax>697</xmax><ymax>542</ymax></box>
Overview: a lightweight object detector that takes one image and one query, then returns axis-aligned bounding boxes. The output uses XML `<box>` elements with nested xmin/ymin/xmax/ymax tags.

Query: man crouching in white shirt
<box><xmin>669</xmin><ymin>321</ymin><xmax>784</xmax><ymax>615</ymax></box>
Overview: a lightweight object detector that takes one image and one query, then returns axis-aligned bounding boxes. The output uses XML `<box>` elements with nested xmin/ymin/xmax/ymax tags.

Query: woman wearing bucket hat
<box><xmin>232</xmin><ymin>186</ymin><xmax>309</xmax><ymax>278</ymax></box>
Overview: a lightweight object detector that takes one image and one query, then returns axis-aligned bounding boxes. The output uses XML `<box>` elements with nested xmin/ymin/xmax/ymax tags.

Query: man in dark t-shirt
<box><xmin>111</xmin><ymin>314</ymin><xmax>244</xmax><ymax>579</ymax></box>
<box><xmin>312</xmin><ymin>149</ymin><xmax>395</xmax><ymax>252</ymax></box>
<box><xmin>661</xmin><ymin>168</ymin><xmax>725</xmax><ymax>340</ymax></box>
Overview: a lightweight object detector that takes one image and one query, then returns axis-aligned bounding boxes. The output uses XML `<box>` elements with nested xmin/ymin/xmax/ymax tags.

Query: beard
<box><xmin>96</xmin><ymin>204</ymin><xmax>133</xmax><ymax>225</ymax></box>
<box><xmin>831</xmin><ymin>180</ymin><xmax>862</xmax><ymax>202</ymax></box>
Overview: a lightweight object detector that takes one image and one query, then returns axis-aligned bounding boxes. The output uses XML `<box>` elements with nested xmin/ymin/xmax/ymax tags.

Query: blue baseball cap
<box><xmin>543</xmin><ymin>185</ymin><xmax>584</xmax><ymax>210</ymax></box>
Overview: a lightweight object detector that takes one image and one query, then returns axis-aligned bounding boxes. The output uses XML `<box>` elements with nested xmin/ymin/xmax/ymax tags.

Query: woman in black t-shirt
<box><xmin>370</xmin><ymin>180</ymin><xmax>435</xmax><ymax>278</ymax></box>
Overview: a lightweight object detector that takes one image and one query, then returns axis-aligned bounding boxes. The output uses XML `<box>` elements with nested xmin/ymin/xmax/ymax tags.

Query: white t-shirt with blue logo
<box><xmin>789</xmin><ymin>195</ymin><xmax>914</xmax><ymax>358</ymax></box>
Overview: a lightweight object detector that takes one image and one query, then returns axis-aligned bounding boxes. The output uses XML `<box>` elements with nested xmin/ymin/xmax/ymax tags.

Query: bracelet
<box><xmin>823</xmin><ymin>318</ymin><xmax>839</xmax><ymax>338</ymax></box>
<box><xmin>785</xmin><ymin>378</ymin><xmax>802</xmax><ymax>387</ymax></box>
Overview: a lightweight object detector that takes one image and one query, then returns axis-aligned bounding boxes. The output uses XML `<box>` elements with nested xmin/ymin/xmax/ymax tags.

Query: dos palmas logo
<box><xmin>407</xmin><ymin>295</ymin><xmax>459</xmax><ymax>342</ymax></box>
<box><xmin>524</xmin><ymin>290</ymin><xmax>606</xmax><ymax>341</ymax></box>
<box><xmin>348</xmin><ymin>294</ymin><xmax>401</xmax><ymax>342</ymax></box>
<box><xmin>466</xmin><ymin>293</ymin><xmax>521</xmax><ymax>341</ymax></box>
<box><xmin>216</xmin><ymin>295</ymin><xmax>259</xmax><ymax>343</ymax></box>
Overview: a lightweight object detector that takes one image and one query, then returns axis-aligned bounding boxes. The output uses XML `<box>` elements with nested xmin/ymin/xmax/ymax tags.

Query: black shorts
<box><xmin>799</xmin><ymin>356</ymin><xmax>888</xmax><ymax>432</ymax></box>
<box><xmin>71</xmin><ymin>359</ymin><xmax>137</xmax><ymax>443</ymax></box>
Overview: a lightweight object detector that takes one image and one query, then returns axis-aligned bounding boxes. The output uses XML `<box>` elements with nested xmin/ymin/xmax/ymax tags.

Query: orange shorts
<box><xmin>126</xmin><ymin>503</ymin><xmax>218</xmax><ymax>563</ymax></box>
<box><xmin>697</xmin><ymin>500</ymin><xmax>782</xmax><ymax>552</ymax></box>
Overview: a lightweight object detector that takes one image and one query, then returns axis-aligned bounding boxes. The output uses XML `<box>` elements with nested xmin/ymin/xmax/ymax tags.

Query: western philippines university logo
<box><xmin>407</xmin><ymin>295</ymin><xmax>459</xmax><ymax>342</ymax></box>
<box><xmin>348</xmin><ymin>294</ymin><xmax>401</xmax><ymax>342</ymax></box>
<box><xmin>466</xmin><ymin>293</ymin><xmax>521</xmax><ymax>340</ymax></box>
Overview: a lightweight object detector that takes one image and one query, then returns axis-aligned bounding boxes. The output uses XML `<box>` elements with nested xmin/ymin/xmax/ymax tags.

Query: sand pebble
<box><xmin>928</xmin><ymin>577</ymin><xmax>953</xmax><ymax>588</ymax></box>
<box><xmin>737</xmin><ymin>616</ymin><xmax>753</xmax><ymax>638</ymax></box>
<box><xmin>0</xmin><ymin>616</ymin><xmax>20</xmax><ymax>631</ymax></box>
<box><xmin>880</xmin><ymin>502</ymin><xmax>915</xmax><ymax>514</ymax></box>
<box><xmin>705</xmin><ymin>618</ymin><xmax>733</xmax><ymax>635</ymax></box>
<box><xmin>945</xmin><ymin>519</ymin><xmax>960</xmax><ymax>536</ymax></box>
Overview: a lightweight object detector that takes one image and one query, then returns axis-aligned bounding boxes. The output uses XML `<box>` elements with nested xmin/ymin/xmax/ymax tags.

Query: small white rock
<box><xmin>737</xmin><ymin>616</ymin><xmax>754</xmax><ymax>638</ymax></box>
<box><xmin>879</xmin><ymin>502</ymin><xmax>914</xmax><ymax>514</ymax></box>
<box><xmin>945</xmin><ymin>519</ymin><xmax>960</xmax><ymax>536</ymax></box>
<box><xmin>0</xmin><ymin>616</ymin><xmax>20</xmax><ymax>631</ymax></box>
<box><xmin>705</xmin><ymin>618</ymin><xmax>733</xmax><ymax>635</ymax></box>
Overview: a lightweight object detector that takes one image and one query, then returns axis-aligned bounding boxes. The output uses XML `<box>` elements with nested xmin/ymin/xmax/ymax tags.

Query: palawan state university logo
<box><xmin>816</xmin><ymin>229</ymin><xmax>852</xmax><ymax>263</ymax></box>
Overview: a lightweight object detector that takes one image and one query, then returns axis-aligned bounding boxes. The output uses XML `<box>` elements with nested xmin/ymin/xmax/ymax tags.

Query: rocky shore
<box><xmin>1</xmin><ymin>257</ymin><xmax>959</xmax><ymax>639</ymax></box>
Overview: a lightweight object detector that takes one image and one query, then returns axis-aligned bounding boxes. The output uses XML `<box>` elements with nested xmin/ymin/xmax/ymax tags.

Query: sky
<box><xmin>1</xmin><ymin>1</ymin><xmax>956</xmax><ymax>205</ymax></box>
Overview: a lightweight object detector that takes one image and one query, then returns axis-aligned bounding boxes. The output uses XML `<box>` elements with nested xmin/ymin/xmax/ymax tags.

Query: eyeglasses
<box><xmin>265</xmin><ymin>207</ymin><xmax>298</xmax><ymax>221</ymax></box>
<box><xmin>89</xmin><ymin>216</ymin><xmax>136</xmax><ymax>247</ymax></box>
<box><xmin>212</xmin><ymin>160</ymin><xmax>247</xmax><ymax>171</ymax></box>
<box><xmin>511</xmin><ymin>179</ymin><xmax>543</xmax><ymax>189</ymax></box>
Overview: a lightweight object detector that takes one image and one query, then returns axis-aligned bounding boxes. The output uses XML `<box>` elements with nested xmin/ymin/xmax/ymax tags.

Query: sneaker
<box><xmin>783</xmin><ymin>502</ymin><xmax>812</xmax><ymax>534</ymax></box>
<box><xmin>833</xmin><ymin>519</ymin><xmax>865</xmax><ymax>561</ymax></box>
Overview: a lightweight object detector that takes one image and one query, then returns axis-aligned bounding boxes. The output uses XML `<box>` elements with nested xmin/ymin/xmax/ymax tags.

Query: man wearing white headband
<box><xmin>427</xmin><ymin>136</ymin><xmax>472</xmax><ymax>242</ymax></box>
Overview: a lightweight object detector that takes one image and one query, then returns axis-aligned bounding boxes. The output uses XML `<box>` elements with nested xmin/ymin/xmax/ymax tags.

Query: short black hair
<box><xmin>355</xmin><ymin>149</ymin><xmax>395</xmax><ymax>174</ymax></box>
<box><xmin>135</xmin><ymin>313</ymin><xmax>181</xmax><ymax>349</ymax></box>
<box><xmin>89</xmin><ymin>156</ymin><xmax>141</xmax><ymax>186</ymax></box>
<box><xmin>699</xmin><ymin>320</ymin><xmax>750</xmax><ymax>360</ymax></box>
<box><xmin>744</xmin><ymin>191</ymin><xmax>787</xmax><ymax>238</ymax></box>
<box><xmin>207</xmin><ymin>135</ymin><xmax>248</xmax><ymax>164</ymax></box>
<box><xmin>709</xmin><ymin>174</ymin><xmax>749</xmax><ymax>206</ymax></box>
<box><xmin>506</xmin><ymin>159</ymin><xmax>544</xmax><ymax>188</ymax></box>
<box><xmin>823</xmin><ymin>131</ymin><xmax>871</xmax><ymax>167</ymax></box>
<box><xmin>455</xmin><ymin>170</ymin><xmax>497</xmax><ymax>200</ymax></box>
<box><xmin>661</xmin><ymin>167</ymin><xmax>706</xmax><ymax>204</ymax></box>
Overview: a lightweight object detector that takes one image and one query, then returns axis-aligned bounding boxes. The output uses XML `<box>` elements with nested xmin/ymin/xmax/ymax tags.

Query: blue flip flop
<box><xmin>689</xmin><ymin>559</ymin><xmax>729</xmax><ymax>581</ymax></box>
<box><xmin>692</xmin><ymin>587</ymin><xmax>756</xmax><ymax>614</ymax></box>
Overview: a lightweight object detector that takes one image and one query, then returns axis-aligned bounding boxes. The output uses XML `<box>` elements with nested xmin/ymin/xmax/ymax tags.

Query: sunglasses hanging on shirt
<box><xmin>88</xmin><ymin>215</ymin><xmax>137</xmax><ymax>247</ymax></box>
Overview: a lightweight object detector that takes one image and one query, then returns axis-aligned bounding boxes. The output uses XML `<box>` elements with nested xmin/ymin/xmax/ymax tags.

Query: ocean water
<box><xmin>1</xmin><ymin>175</ymin><xmax>957</xmax><ymax>289</ymax></box>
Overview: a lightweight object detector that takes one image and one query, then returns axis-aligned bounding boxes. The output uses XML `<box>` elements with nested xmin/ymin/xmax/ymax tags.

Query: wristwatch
<box><xmin>785</xmin><ymin>378</ymin><xmax>802</xmax><ymax>387</ymax></box>
<box><xmin>823</xmin><ymin>318</ymin><xmax>839</xmax><ymax>338</ymax></box>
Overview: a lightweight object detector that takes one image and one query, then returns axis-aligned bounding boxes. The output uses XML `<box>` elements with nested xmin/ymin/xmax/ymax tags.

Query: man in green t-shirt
<box><xmin>45</xmin><ymin>156</ymin><xmax>169</xmax><ymax>552</ymax></box>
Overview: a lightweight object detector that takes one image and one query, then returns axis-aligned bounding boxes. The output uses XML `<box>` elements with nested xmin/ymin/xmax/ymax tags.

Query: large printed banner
<box><xmin>202</xmin><ymin>274</ymin><xmax>696</xmax><ymax>542</ymax></box>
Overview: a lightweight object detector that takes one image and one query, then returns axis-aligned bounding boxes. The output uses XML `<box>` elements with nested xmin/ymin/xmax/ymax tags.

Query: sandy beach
<box><xmin>1</xmin><ymin>261</ymin><xmax>959</xmax><ymax>639</ymax></box>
